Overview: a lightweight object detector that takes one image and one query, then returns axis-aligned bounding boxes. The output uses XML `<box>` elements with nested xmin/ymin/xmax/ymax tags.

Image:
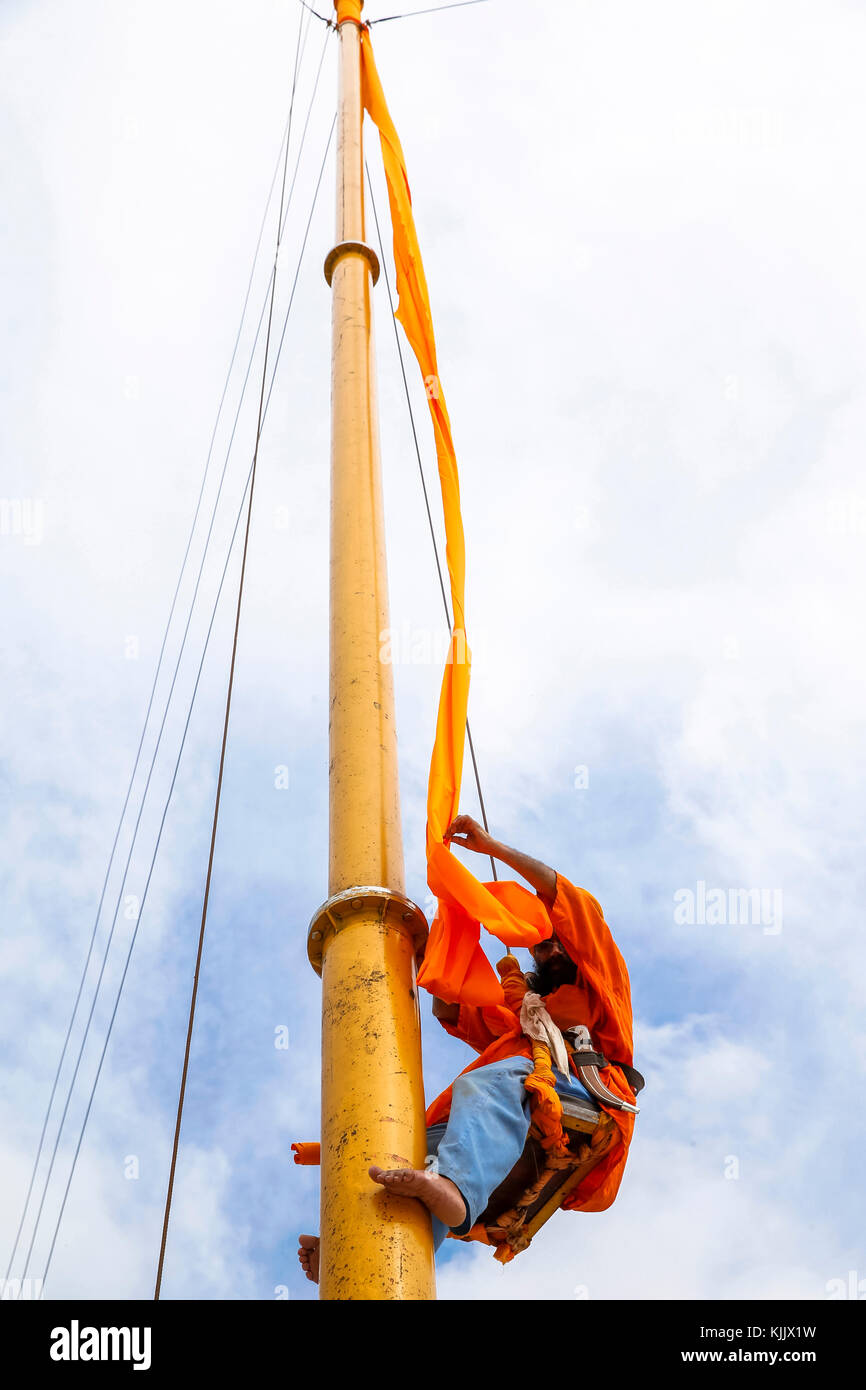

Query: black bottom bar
<box><xmin>6</xmin><ymin>1296</ymin><xmax>861</xmax><ymax>1375</ymax></box>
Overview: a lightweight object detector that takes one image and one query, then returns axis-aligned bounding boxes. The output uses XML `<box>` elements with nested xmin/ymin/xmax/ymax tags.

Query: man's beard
<box><xmin>529</xmin><ymin>953</ymin><xmax>578</xmax><ymax>996</ymax></box>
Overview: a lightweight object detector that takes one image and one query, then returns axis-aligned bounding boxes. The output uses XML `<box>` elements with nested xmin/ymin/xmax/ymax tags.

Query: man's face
<box><xmin>530</xmin><ymin>934</ymin><xmax>577</xmax><ymax>994</ymax></box>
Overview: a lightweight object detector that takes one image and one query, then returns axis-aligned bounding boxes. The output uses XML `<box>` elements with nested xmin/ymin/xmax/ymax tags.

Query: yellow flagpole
<box><xmin>306</xmin><ymin>0</ymin><xmax>436</xmax><ymax>1300</ymax></box>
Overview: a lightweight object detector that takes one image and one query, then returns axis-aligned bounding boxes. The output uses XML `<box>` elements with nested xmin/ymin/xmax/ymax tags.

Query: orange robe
<box><xmin>425</xmin><ymin>872</ymin><xmax>636</xmax><ymax>1213</ymax></box>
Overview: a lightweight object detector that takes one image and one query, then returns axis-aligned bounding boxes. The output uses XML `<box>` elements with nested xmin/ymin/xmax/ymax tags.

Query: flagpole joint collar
<box><xmin>324</xmin><ymin>240</ymin><xmax>380</xmax><ymax>286</ymax></box>
<box><xmin>307</xmin><ymin>885</ymin><xmax>428</xmax><ymax>974</ymax></box>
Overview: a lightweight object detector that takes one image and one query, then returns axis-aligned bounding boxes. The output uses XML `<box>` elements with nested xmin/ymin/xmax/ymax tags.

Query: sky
<box><xmin>1</xmin><ymin>0</ymin><xmax>865</xmax><ymax>1304</ymax></box>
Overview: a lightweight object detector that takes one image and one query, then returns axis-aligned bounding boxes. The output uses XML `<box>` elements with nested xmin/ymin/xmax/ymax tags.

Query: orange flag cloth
<box><xmin>360</xmin><ymin>31</ymin><xmax>552</xmax><ymax>1006</ymax></box>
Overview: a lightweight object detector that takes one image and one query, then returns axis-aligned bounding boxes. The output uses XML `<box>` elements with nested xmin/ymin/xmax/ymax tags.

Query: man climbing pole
<box><xmin>294</xmin><ymin>19</ymin><xmax>639</xmax><ymax>1292</ymax></box>
<box><xmin>298</xmin><ymin>815</ymin><xmax>639</xmax><ymax>1282</ymax></box>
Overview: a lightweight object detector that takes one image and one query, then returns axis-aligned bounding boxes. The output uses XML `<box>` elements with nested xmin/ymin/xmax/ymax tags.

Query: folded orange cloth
<box><xmin>290</xmin><ymin>1142</ymin><xmax>321</xmax><ymax>1166</ymax></box>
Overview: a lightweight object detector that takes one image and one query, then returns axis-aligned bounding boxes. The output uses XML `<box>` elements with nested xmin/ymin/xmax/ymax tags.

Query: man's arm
<box><xmin>432</xmin><ymin>996</ymin><xmax>459</xmax><ymax>1024</ymax></box>
<box><xmin>430</xmin><ymin>993</ymin><xmax>508</xmax><ymax>1053</ymax></box>
<box><xmin>443</xmin><ymin>814</ymin><xmax>557</xmax><ymax>907</ymax></box>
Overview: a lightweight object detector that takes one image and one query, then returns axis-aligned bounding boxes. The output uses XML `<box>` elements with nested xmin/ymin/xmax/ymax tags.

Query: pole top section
<box><xmin>334</xmin><ymin>0</ymin><xmax>364</xmax><ymax>25</ymax></box>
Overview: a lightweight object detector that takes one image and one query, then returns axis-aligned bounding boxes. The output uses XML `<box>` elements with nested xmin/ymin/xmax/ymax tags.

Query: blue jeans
<box><xmin>425</xmin><ymin>1054</ymin><xmax>597</xmax><ymax>1252</ymax></box>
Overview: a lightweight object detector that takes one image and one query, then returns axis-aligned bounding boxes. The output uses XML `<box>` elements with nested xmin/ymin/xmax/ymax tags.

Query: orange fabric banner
<box><xmin>359</xmin><ymin>31</ymin><xmax>552</xmax><ymax>1007</ymax></box>
<box><xmin>360</xmin><ymin>41</ymin><xmax>637</xmax><ymax>1227</ymax></box>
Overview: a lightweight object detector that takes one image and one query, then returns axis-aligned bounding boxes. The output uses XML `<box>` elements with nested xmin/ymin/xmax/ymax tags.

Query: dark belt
<box><xmin>561</xmin><ymin>1030</ymin><xmax>645</xmax><ymax>1113</ymax></box>
<box><xmin>568</xmin><ymin>1049</ymin><xmax>645</xmax><ymax>1096</ymax></box>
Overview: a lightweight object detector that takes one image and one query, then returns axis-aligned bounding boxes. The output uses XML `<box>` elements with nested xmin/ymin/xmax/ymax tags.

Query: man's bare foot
<box><xmin>298</xmin><ymin>1234</ymin><xmax>319</xmax><ymax>1284</ymax></box>
<box><xmin>368</xmin><ymin>1162</ymin><xmax>467</xmax><ymax>1228</ymax></box>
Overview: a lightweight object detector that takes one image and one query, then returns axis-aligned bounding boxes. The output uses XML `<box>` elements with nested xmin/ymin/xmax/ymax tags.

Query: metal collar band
<box><xmin>307</xmin><ymin>884</ymin><xmax>428</xmax><ymax>974</ymax></box>
<box><xmin>324</xmin><ymin>239</ymin><xmax>381</xmax><ymax>285</ymax></box>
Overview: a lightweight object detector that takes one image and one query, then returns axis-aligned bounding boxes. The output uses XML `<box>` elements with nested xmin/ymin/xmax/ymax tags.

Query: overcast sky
<box><xmin>2</xmin><ymin>0</ymin><xmax>865</xmax><ymax>1303</ymax></box>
